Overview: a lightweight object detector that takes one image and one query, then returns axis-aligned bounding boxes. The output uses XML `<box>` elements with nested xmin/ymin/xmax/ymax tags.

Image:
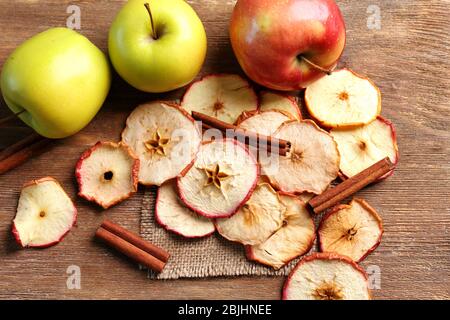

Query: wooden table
<box><xmin>0</xmin><ymin>0</ymin><xmax>449</xmax><ymax>300</ymax></box>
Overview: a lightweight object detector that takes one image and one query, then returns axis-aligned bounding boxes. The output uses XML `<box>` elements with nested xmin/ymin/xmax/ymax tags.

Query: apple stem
<box><xmin>299</xmin><ymin>56</ymin><xmax>332</xmax><ymax>75</ymax></box>
<box><xmin>144</xmin><ymin>2</ymin><xmax>158</xmax><ymax>40</ymax></box>
<box><xmin>0</xmin><ymin>109</ymin><xmax>25</xmax><ymax>126</ymax></box>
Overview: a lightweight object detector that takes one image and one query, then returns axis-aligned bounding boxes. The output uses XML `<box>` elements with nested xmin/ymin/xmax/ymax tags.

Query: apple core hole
<box><xmin>358</xmin><ymin>140</ymin><xmax>367</xmax><ymax>151</ymax></box>
<box><xmin>213</xmin><ymin>101</ymin><xmax>224</xmax><ymax>115</ymax></box>
<box><xmin>104</xmin><ymin>171</ymin><xmax>114</xmax><ymax>181</ymax></box>
<box><xmin>338</xmin><ymin>91</ymin><xmax>349</xmax><ymax>101</ymax></box>
<box><xmin>39</xmin><ymin>211</ymin><xmax>46</xmax><ymax>218</ymax></box>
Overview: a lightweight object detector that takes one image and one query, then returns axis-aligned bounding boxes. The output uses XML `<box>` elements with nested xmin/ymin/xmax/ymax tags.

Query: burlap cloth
<box><xmin>140</xmin><ymin>187</ymin><xmax>318</xmax><ymax>279</ymax></box>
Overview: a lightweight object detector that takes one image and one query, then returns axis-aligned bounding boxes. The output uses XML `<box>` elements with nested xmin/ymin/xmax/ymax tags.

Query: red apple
<box><xmin>229</xmin><ymin>0</ymin><xmax>346</xmax><ymax>90</ymax></box>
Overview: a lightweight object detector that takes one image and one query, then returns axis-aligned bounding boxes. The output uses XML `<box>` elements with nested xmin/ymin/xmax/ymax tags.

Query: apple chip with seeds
<box><xmin>259</xmin><ymin>91</ymin><xmax>302</xmax><ymax>120</ymax></box>
<box><xmin>282</xmin><ymin>253</ymin><xmax>371</xmax><ymax>300</ymax></box>
<box><xmin>122</xmin><ymin>101</ymin><xmax>202</xmax><ymax>186</ymax></box>
<box><xmin>181</xmin><ymin>74</ymin><xmax>258</xmax><ymax>124</ymax></box>
<box><xmin>305</xmin><ymin>69</ymin><xmax>381</xmax><ymax>128</ymax></box>
<box><xmin>318</xmin><ymin>198</ymin><xmax>383</xmax><ymax>262</ymax></box>
<box><xmin>331</xmin><ymin>116</ymin><xmax>399</xmax><ymax>179</ymax></box>
<box><xmin>156</xmin><ymin>180</ymin><xmax>215</xmax><ymax>238</ymax></box>
<box><xmin>12</xmin><ymin>177</ymin><xmax>77</xmax><ymax>248</ymax></box>
<box><xmin>177</xmin><ymin>139</ymin><xmax>259</xmax><ymax>218</ymax></box>
<box><xmin>262</xmin><ymin>120</ymin><xmax>340</xmax><ymax>194</ymax></box>
<box><xmin>76</xmin><ymin>141</ymin><xmax>139</xmax><ymax>209</ymax></box>
<box><xmin>237</xmin><ymin>110</ymin><xmax>293</xmax><ymax>137</ymax></box>
<box><xmin>246</xmin><ymin>194</ymin><xmax>315</xmax><ymax>269</ymax></box>
<box><xmin>215</xmin><ymin>183</ymin><xmax>285</xmax><ymax>245</ymax></box>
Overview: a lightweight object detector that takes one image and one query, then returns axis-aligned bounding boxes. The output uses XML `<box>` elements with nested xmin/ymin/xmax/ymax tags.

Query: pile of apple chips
<box><xmin>73</xmin><ymin>71</ymin><xmax>398</xmax><ymax>299</ymax></box>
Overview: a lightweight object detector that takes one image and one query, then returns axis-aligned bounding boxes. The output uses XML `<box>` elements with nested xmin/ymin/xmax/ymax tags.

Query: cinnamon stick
<box><xmin>0</xmin><ymin>133</ymin><xmax>42</xmax><ymax>161</ymax></box>
<box><xmin>308</xmin><ymin>157</ymin><xmax>394</xmax><ymax>214</ymax></box>
<box><xmin>192</xmin><ymin>111</ymin><xmax>291</xmax><ymax>156</ymax></box>
<box><xmin>95</xmin><ymin>227</ymin><xmax>166</xmax><ymax>273</ymax></box>
<box><xmin>0</xmin><ymin>109</ymin><xmax>25</xmax><ymax>126</ymax></box>
<box><xmin>0</xmin><ymin>137</ymin><xmax>52</xmax><ymax>175</ymax></box>
<box><xmin>101</xmin><ymin>219</ymin><xmax>170</xmax><ymax>262</ymax></box>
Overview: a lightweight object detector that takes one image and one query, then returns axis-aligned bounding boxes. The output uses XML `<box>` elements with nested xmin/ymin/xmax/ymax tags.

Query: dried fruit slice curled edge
<box><xmin>282</xmin><ymin>253</ymin><xmax>371</xmax><ymax>300</ymax></box>
<box><xmin>12</xmin><ymin>177</ymin><xmax>77</xmax><ymax>248</ymax></box>
<box><xmin>215</xmin><ymin>183</ymin><xmax>285</xmax><ymax>245</ymax></box>
<box><xmin>263</xmin><ymin>120</ymin><xmax>340</xmax><ymax>194</ymax></box>
<box><xmin>76</xmin><ymin>141</ymin><xmax>139</xmax><ymax>209</ymax></box>
<box><xmin>181</xmin><ymin>74</ymin><xmax>258</xmax><ymax>124</ymax></box>
<box><xmin>177</xmin><ymin>138</ymin><xmax>259</xmax><ymax>218</ymax></box>
<box><xmin>318</xmin><ymin>198</ymin><xmax>383</xmax><ymax>262</ymax></box>
<box><xmin>237</xmin><ymin>110</ymin><xmax>293</xmax><ymax>137</ymax></box>
<box><xmin>156</xmin><ymin>181</ymin><xmax>215</xmax><ymax>238</ymax></box>
<box><xmin>246</xmin><ymin>194</ymin><xmax>315</xmax><ymax>269</ymax></box>
<box><xmin>121</xmin><ymin>101</ymin><xmax>202</xmax><ymax>186</ymax></box>
<box><xmin>259</xmin><ymin>91</ymin><xmax>302</xmax><ymax>120</ymax></box>
<box><xmin>330</xmin><ymin>116</ymin><xmax>399</xmax><ymax>180</ymax></box>
<box><xmin>305</xmin><ymin>69</ymin><xmax>381</xmax><ymax>128</ymax></box>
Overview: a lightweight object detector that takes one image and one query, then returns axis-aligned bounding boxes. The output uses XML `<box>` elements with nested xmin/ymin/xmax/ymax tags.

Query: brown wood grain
<box><xmin>0</xmin><ymin>0</ymin><xmax>449</xmax><ymax>300</ymax></box>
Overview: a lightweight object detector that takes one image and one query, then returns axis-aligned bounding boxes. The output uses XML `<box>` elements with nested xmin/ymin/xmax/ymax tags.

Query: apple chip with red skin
<box><xmin>305</xmin><ymin>69</ymin><xmax>381</xmax><ymax>128</ymax></box>
<box><xmin>215</xmin><ymin>183</ymin><xmax>285</xmax><ymax>245</ymax></box>
<box><xmin>331</xmin><ymin>116</ymin><xmax>399</xmax><ymax>180</ymax></box>
<box><xmin>12</xmin><ymin>177</ymin><xmax>77</xmax><ymax>248</ymax></box>
<box><xmin>282</xmin><ymin>253</ymin><xmax>371</xmax><ymax>300</ymax></box>
<box><xmin>177</xmin><ymin>139</ymin><xmax>259</xmax><ymax>218</ymax></box>
<box><xmin>259</xmin><ymin>91</ymin><xmax>302</xmax><ymax>120</ymax></box>
<box><xmin>262</xmin><ymin>120</ymin><xmax>340</xmax><ymax>194</ymax></box>
<box><xmin>237</xmin><ymin>110</ymin><xmax>293</xmax><ymax>137</ymax></box>
<box><xmin>181</xmin><ymin>74</ymin><xmax>258</xmax><ymax>124</ymax></box>
<box><xmin>122</xmin><ymin>101</ymin><xmax>202</xmax><ymax>186</ymax></box>
<box><xmin>156</xmin><ymin>181</ymin><xmax>215</xmax><ymax>238</ymax></box>
<box><xmin>246</xmin><ymin>194</ymin><xmax>315</xmax><ymax>269</ymax></box>
<box><xmin>318</xmin><ymin>198</ymin><xmax>383</xmax><ymax>262</ymax></box>
<box><xmin>76</xmin><ymin>141</ymin><xmax>139</xmax><ymax>209</ymax></box>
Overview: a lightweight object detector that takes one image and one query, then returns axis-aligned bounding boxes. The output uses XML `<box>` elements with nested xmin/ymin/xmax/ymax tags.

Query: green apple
<box><xmin>1</xmin><ymin>28</ymin><xmax>111</xmax><ymax>139</ymax></box>
<box><xmin>108</xmin><ymin>0</ymin><xmax>207</xmax><ymax>93</ymax></box>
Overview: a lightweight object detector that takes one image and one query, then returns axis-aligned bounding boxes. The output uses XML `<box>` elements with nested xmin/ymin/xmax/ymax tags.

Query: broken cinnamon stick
<box><xmin>0</xmin><ymin>136</ymin><xmax>52</xmax><ymax>175</ymax></box>
<box><xmin>101</xmin><ymin>219</ymin><xmax>170</xmax><ymax>263</ymax></box>
<box><xmin>308</xmin><ymin>157</ymin><xmax>394</xmax><ymax>214</ymax></box>
<box><xmin>192</xmin><ymin>111</ymin><xmax>291</xmax><ymax>156</ymax></box>
<box><xmin>95</xmin><ymin>227</ymin><xmax>166</xmax><ymax>273</ymax></box>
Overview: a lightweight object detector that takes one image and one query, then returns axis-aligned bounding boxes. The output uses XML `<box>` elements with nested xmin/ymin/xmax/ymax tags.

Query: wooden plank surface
<box><xmin>0</xmin><ymin>0</ymin><xmax>449</xmax><ymax>300</ymax></box>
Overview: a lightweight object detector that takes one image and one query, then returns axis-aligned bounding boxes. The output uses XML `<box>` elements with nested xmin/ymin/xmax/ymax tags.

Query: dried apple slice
<box><xmin>121</xmin><ymin>101</ymin><xmax>202</xmax><ymax>186</ymax></box>
<box><xmin>76</xmin><ymin>141</ymin><xmax>139</xmax><ymax>209</ymax></box>
<box><xmin>282</xmin><ymin>253</ymin><xmax>371</xmax><ymax>300</ymax></box>
<box><xmin>318</xmin><ymin>198</ymin><xmax>383</xmax><ymax>262</ymax></box>
<box><xmin>181</xmin><ymin>74</ymin><xmax>258</xmax><ymax>124</ymax></box>
<box><xmin>259</xmin><ymin>91</ymin><xmax>302</xmax><ymax>120</ymax></box>
<box><xmin>263</xmin><ymin>120</ymin><xmax>340</xmax><ymax>194</ymax></box>
<box><xmin>236</xmin><ymin>110</ymin><xmax>293</xmax><ymax>137</ymax></box>
<box><xmin>156</xmin><ymin>180</ymin><xmax>215</xmax><ymax>238</ymax></box>
<box><xmin>330</xmin><ymin>116</ymin><xmax>399</xmax><ymax>179</ymax></box>
<box><xmin>215</xmin><ymin>183</ymin><xmax>285</xmax><ymax>245</ymax></box>
<box><xmin>246</xmin><ymin>194</ymin><xmax>315</xmax><ymax>269</ymax></box>
<box><xmin>177</xmin><ymin>139</ymin><xmax>259</xmax><ymax>218</ymax></box>
<box><xmin>305</xmin><ymin>69</ymin><xmax>381</xmax><ymax>128</ymax></box>
<box><xmin>12</xmin><ymin>177</ymin><xmax>77</xmax><ymax>248</ymax></box>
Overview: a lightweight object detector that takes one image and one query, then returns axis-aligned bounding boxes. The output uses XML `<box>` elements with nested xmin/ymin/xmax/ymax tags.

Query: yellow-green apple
<box><xmin>230</xmin><ymin>0</ymin><xmax>346</xmax><ymax>91</ymax></box>
<box><xmin>1</xmin><ymin>28</ymin><xmax>111</xmax><ymax>139</ymax></box>
<box><xmin>108</xmin><ymin>0</ymin><xmax>207</xmax><ymax>93</ymax></box>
